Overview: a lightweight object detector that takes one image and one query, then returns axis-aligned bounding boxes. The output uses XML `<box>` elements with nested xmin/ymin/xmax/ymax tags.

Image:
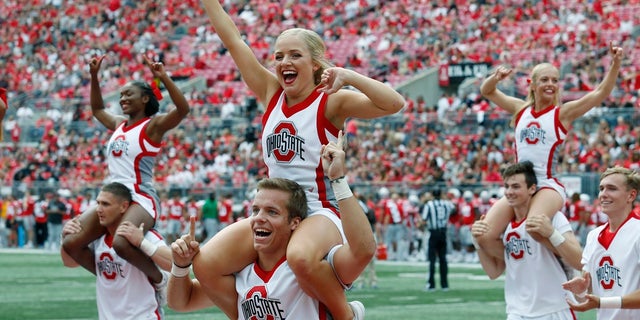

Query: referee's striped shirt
<box><xmin>422</xmin><ymin>199</ymin><xmax>456</xmax><ymax>231</ymax></box>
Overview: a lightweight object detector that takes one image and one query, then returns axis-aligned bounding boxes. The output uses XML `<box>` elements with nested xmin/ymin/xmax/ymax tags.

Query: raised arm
<box><xmin>142</xmin><ymin>54</ymin><xmax>190</xmax><ymax>143</ymax></box>
<box><xmin>560</xmin><ymin>42</ymin><xmax>623</xmax><ymax>125</ymax></box>
<box><xmin>321</xmin><ymin>68</ymin><xmax>406</xmax><ymax>122</ymax></box>
<box><xmin>200</xmin><ymin>0</ymin><xmax>278</xmax><ymax>103</ymax></box>
<box><xmin>480</xmin><ymin>66</ymin><xmax>526</xmax><ymax>114</ymax></box>
<box><xmin>89</xmin><ymin>55</ymin><xmax>126</xmax><ymax>130</ymax></box>
<box><xmin>321</xmin><ymin>131</ymin><xmax>376</xmax><ymax>284</ymax></box>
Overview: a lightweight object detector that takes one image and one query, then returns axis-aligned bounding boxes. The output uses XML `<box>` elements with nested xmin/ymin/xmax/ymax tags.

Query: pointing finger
<box><xmin>337</xmin><ymin>130</ymin><xmax>344</xmax><ymax>150</ymax></box>
<box><xmin>189</xmin><ymin>216</ymin><xmax>196</xmax><ymax>239</ymax></box>
<box><xmin>139</xmin><ymin>222</ymin><xmax>145</xmax><ymax>231</ymax></box>
<box><xmin>142</xmin><ymin>53</ymin><xmax>152</xmax><ymax>66</ymax></box>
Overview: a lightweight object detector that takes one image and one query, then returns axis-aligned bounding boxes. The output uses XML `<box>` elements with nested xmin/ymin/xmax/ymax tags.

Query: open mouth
<box><xmin>255</xmin><ymin>228</ymin><xmax>272</xmax><ymax>239</ymax></box>
<box><xmin>282</xmin><ymin>71</ymin><xmax>297</xmax><ymax>85</ymax></box>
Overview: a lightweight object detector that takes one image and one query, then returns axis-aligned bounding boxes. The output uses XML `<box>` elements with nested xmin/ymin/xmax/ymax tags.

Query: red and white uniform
<box><xmin>458</xmin><ymin>198</ymin><xmax>477</xmax><ymax>246</ymax></box>
<box><xmin>514</xmin><ymin>105</ymin><xmax>567</xmax><ymax>201</ymax></box>
<box><xmin>185</xmin><ymin>200</ymin><xmax>200</xmax><ymax>234</ymax></box>
<box><xmin>582</xmin><ymin>214</ymin><xmax>640</xmax><ymax>320</ymax></box>
<box><xmin>477</xmin><ymin>198</ymin><xmax>495</xmax><ymax>217</ymax></box>
<box><xmin>6</xmin><ymin>199</ymin><xmax>20</xmax><ymax>223</ymax></box>
<box><xmin>236</xmin><ymin>257</ymin><xmax>330</xmax><ymax>320</ymax></box>
<box><xmin>503</xmin><ymin>212</ymin><xmax>574</xmax><ymax>319</ymax></box>
<box><xmin>567</xmin><ymin>200</ymin><xmax>584</xmax><ymax>231</ymax></box>
<box><xmin>18</xmin><ymin>196</ymin><xmax>35</xmax><ymax>231</ymax></box>
<box><xmin>166</xmin><ymin>198</ymin><xmax>185</xmax><ymax>235</ymax></box>
<box><xmin>94</xmin><ymin>230</ymin><xmax>166</xmax><ymax>320</ymax></box>
<box><xmin>590</xmin><ymin>204</ymin><xmax>608</xmax><ymax>227</ymax></box>
<box><xmin>382</xmin><ymin>198</ymin><xmax>405</xmax><ymax>225</ymax></box>
<box><xmin>219</xmin><ymin>197</ymin><xmax>233</xmax><ymax>226</ymax></box>
<box><xmin>34</xmin><ymin>200</ymin><xmax>48</xmax><ymax>224</ymax></box>
<box><xmin>157</xmin><ymin>198</ymin><xmax>170</xmax><ymax>233</ymax></box>
<box><xmin>62</xmin><ymin>198</ymin><xmax>74</xmax><ymax>223</ymax></box>
<box><xmin>186</xmin><ymin>201</ymin><xmax>199</xmax><ymax>220</ymax></box>
<box><xmin>105</xmin><ymin>118</ymin><xmax>161</xmax><ymax>218</ymax></box>
<box><xmin>262</xmin><ymin>88</ymin><xmax>344</xmax><ymax>240</ymax></box>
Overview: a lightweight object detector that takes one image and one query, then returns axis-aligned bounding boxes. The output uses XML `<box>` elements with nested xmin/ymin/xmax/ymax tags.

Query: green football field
<box><xmin>0</xmin><ymin>250</ymin><xmax>596</xmax><ymax>319</ymax></box>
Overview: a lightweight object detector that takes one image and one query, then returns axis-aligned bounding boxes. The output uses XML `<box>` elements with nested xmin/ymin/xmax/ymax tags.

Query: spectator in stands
<box><xmin>193</xmin><ymin>2</ymin><xmax>405</xmax><ymax>320</ymax></box>
<box><xmin>62</xmin><ymin>53</ymin><xmax>190</xmax><ymax>295</ymax></box>
<box><xmin>476</xmin><ymin>42</ymin><xmax>623</xmax><ymax>259</ymax></box>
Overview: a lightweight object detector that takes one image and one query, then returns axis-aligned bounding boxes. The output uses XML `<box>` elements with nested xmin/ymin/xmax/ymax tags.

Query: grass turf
<box><xmin>0</xmin><ymin>250</ymin><xmax>596</xmax><ymax>319</ymax></box>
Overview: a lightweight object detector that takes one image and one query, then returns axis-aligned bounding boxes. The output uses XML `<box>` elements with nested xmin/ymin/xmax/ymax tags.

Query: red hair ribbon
<box><xmin>526</xmin><ymin>78</ymin><xmax>531</xmax><ymax>84</ymax></box>
<box><xmin>0</xmin><ymin>87</ymin><xmax>7</xmax><ymax>107</ymax></box>
<box><xmin>151</xmin><ymin>80</ymin><xmax>163</xmax><ymax>101</ymax></box>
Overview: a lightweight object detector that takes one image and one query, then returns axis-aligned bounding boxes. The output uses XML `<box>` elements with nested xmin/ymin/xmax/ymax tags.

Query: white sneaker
<box><xmin>154</xmin><ymin>270</ymin><xmax>169</xmax><ymax>306</ymax></box>
<box><xmin>349</xmin><ymin>301</ymin><xmax>365</xmax><ymax>320</ymax></box>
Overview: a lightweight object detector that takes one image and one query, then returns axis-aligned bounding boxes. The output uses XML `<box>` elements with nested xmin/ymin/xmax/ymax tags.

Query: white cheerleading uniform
<box><xmin>514</xmin><ymin>105</ymin><xmax>567</xmax><ymax>201</ymax></box>
<box><xmin>105</xmin><ymin>118</ymin><xmax>161</xmax><ymax>218</ymax></box>
<box><xmin>236</xmin><ymin>257</ymin><xmax>330</xmax><ymax>320</ymax></box>
<box><xmin>262</xmin><ymin>88</ymin><xmax>345</xmax><ymax>240</ymax></box>
<box><xmin>582</xmin><ymin>214</ymin><xmax>640</xmax><ymax>320</ymax></box>
<box><xmin>503</xmin><ymin>212</ymin><xmax>574</xmax><ymax>319</ymax></box>
<box><xmin>94</xmin><ymin>230</ymin><xmax>166</xmax><ymax>320</ymax></box>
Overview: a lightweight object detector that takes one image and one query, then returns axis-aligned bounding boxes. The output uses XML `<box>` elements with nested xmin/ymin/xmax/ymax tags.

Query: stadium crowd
<box><xmin>1</xmin><ymin>0</ymin><xmax>640</xmax><ymax>263</ymax></box>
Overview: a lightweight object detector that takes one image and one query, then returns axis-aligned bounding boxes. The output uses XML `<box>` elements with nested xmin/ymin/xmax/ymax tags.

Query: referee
<box><xmin>422</xmin><ymin>189</ymin><xmax>456</xmax><ymax>291</ymax></box>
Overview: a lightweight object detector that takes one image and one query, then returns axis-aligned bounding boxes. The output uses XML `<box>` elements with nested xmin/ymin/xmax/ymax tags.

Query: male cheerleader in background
<box><xmin>472</xmin><ymin>161</ymin><xmax>582</xmax><ymax>319</ymax></box>
<box><xmin>61</xmin><ymin>182</ymin><xmax>173</xmax><ymax>320</ymax></box>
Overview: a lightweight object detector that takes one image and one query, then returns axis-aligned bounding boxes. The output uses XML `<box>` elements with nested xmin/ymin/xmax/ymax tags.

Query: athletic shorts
<box><xmin>536</xmin><ymin>176</ymin><xmax>567</xmax><ymax>203</ymax></box>
<box><xmin>117</xmin><ymin>182</ymin><xmax>160</xmax><ymax>219</ymax></box>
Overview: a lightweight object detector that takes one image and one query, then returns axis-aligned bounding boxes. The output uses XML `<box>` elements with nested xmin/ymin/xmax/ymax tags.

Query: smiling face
<box><xmin>530</xmin><ymin>63</ymin><xmax>560</xmax><ymax>108</ymax></box>
<box><xmin>119</xmin><ymin>82</ymin><xmax>149</xmax><ymax>116</ymax></box>
<box><xmin>503</xmin><ymin>173</ymin><xmax>536</xmax><ymax>211</ymax></box>
<box><xmin>273</xmin><ymin>30</ymin><xmax>322</xmax><ymax>97</ymax></box>
<box><xmin>598</xmin><ymin>173</ymin><xmax>637</xmax><ymax>217</ymax></box>
<box><xmin>250</xmin><ymin>188</ymin><xmax>300</xmax><ymax>258</ymax></box>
